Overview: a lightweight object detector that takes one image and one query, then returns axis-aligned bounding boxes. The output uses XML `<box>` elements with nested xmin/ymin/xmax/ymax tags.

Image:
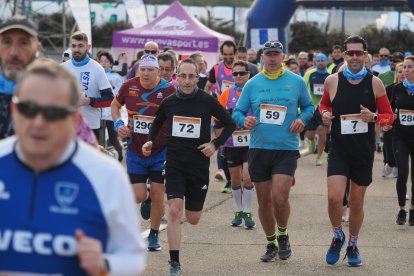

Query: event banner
<box><xmin>67</xmin><ymin>0</ymin><xmax>92</xmax><ymax>45</ymax></box>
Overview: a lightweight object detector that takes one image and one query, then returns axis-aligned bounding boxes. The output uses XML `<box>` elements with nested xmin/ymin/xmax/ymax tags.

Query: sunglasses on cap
<box><xmin>344</xmin><ymin>50</ymin><xmax>366</xmax><ymax>57</ymax></box>
<box><xmin>12</xmin><ymin>96</ymin><xmax>77</xmax><ymax>122</ymax></box>
<box><xmin>144</xmin><ymin>49</ymin><xmax>158</xmax><ymax>55</ymax></box>
<box><xmin>232</xmin><ymin>71</ymin><xmax>249</xmax><ymax>76</ymax></box>
<box><xmin>264</xmin><ymin>41</ymin><xmax>283</xmax><ymax>49</ymax></box>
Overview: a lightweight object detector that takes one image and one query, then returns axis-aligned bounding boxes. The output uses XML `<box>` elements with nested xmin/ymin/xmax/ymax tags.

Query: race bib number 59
<box><xmin>340</xmin><ymin>114</ymin><xmax>368</xmax><ymax>134</ymax></box>
<box><xmin>172</xmin><ymin>116</ymin><xmax>201</xmax><ymax>138</ymax></box>
<box><xmin>260</xmin><ymin>104</ymin><xmax>287</xmax><ymax>125</ymax></box>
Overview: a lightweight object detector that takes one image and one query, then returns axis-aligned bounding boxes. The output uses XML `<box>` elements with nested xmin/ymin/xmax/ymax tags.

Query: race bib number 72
<box><xmin>172</xmin><ymin>116</ymin><xmax>201</xmax><ymax>138</ymax></box>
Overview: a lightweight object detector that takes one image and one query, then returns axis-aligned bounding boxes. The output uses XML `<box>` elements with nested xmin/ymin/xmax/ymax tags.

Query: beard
<box><xmin>0</xmin><ymin>55</ymin><xmax>36</xmax><ymax>81</ymax></box>
<box><xmin>72</xmin><ymin>51</ymin><xmax>87</xmax><ymax>62</ymax></box>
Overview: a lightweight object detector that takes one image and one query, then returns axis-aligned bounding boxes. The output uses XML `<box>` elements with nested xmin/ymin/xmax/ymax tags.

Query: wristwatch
<box><xmin>372</xmin><ymin>113</ymin><xmax>378</xmax><ymax>122</ymax></box>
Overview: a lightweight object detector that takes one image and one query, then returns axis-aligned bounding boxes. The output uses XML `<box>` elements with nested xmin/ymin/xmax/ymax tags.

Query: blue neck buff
<box><xmin>403</xmin><ymin>79</ymin><xmax>414</xmax><ymax>95</ymax></box>
<box><xmin>343</xmin><ymin>66</ymin><xmax>367</xmax><ymax>81</ymax></box>
<box><xmin>105</xmin><ymin>68</ymin><xmax>112</xmax><ymax>73</ymax></box>
<box><xmin>316</xmin><ymin>68</ymin><xmax>328</xmax><ymax>74</ymax></box>
<box><xmin>379</xmin><ymin>60</ymin><xmax>390</xmax><ymax>67</ymax></box>
<box><xmin>0</xmin><ymin>74</ymin><xmax>16</xmax><ymax>95</ymax></box>
<box><xmin>71</xmin><ymin>55</ymin><xmax>90</xmax><ymax>67</ymax></box>
<box><xmin>234</xmin><ymin>84</ymin><xmax>243</xmax><ymax>91</ymax></box>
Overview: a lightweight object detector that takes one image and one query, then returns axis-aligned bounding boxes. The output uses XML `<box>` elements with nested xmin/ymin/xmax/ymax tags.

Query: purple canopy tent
<box><xmin>112</xmin><ymin>0</ymin><xmax>234</xmax><ymax>68</ymax></box>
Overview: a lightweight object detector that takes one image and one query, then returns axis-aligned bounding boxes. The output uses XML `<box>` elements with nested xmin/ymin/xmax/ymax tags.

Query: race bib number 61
<box><xmin>172</xmin><ymin>116</ymin><xmax>201</xmax><ymax>138</ymax></box>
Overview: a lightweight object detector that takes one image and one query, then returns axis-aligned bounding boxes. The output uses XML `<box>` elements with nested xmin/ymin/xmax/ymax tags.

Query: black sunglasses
<box><xmin>232</xmin><ymin>71</ymin><xmax>249</xmax><ymax>76</ymax></box>
<box><xmin>12</xmin><ymin>96</ymin><xmax>77</xmax><ymax>122</ymax></box>
<box><xmin>144</xmin><ymin>50</ymin><xmax>158</xmax><ymax>55</ymax></box>
<box><xmin>344</xmin><ymin>50</ymin><xmax>365</xmax><ymax>57</ymax></box>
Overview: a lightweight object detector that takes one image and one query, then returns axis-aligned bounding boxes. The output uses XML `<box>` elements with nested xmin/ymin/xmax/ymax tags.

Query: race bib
<box><xmin>399</xmin><ymin>109</ymin><xmax>414</xmax><ymax>126</ymax></box>
<box><xmin>313</xmin><ymin>84</ymin><xmax>324</xmax><ymax>96</ymax></box>
<box><xmin>172</xmin><ymin>116</ymin><xmax>201</xmax><ymax>138</ymax></box>
<box><xmin>221</xmin><ymin>80</ymin><xmax>234</xmax><ymax>93</ymax></box>
<box><xmin>340</xmin><ymin>114</ymin><xmax>368</xmax><ymax>134</ymax></box>
<box><xmin>232</xmin><ymin>130</ymin><xmax>250</xmax><ymax>147</ymax></box>
<box><xmin>260</xmin><ymin>104</ymin><xmax>287</xmax><ymax>125</ymax></box>
<box><xmin>133</xmin><ymin>115</ymin><xmax>154</xmax><ymax>134</ymax></box>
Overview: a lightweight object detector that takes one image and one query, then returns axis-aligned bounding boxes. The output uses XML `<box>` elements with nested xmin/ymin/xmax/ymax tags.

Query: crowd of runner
<box><xmin>0</xmin><ymin>14</ymin><xmax>413</xmax><ymax>276</ymax></box>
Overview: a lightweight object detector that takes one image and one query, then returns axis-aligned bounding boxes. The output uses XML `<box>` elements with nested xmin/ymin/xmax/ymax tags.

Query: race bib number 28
<box><xmin>399</xmin><ymin>109</ymin><xmax>414</xmax><ymax>126</ymax></box>
<box><xmin>172</xmin><ymin>116</ymin><xmax>201</xmax><ymax>138</ymax></box>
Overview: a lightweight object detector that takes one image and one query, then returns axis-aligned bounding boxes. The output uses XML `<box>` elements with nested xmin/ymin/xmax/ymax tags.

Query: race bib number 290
<box><xmin>133</xmin><ymin>115</ymin><xmax>154</xmax><ymax>134</ymax></box>
<box><xmin>172</xmin><ymin>116</ymin><xmax>201</xmax><ymax>138</ymax></box>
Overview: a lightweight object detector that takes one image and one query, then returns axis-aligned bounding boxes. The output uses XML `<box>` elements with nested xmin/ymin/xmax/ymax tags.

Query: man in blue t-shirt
<box><xmin>233</xmin><ymin>40</ymin><xmax>314</xmax><ymax>263</ymax></box>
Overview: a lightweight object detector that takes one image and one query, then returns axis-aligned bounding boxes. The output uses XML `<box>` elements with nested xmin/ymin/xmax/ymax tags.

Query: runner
<box><xmin>320</xmin><ymin>35</ymin><xmax>394</xmax><ymax>266</ymax></box>
<box><xmin>218</xmin><ymin>60</ymin><xmax>255</xmax><ymax>229</ymax></box>
<box><xmin>111</xmin><ymin>54</ymin><xmax>176</xmax><ymax>251</ymax></box>
<box><xmin>142</xmin><ymin>58</ymin><xmax>235</xmax><ymax>276</ymax></box>
<box><xmin>232</xmin><ymin>40</ymin><xmax>314</xmax><ymax>262</ymax></box>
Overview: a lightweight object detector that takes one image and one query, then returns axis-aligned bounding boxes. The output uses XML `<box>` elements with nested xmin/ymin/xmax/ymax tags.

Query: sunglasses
<box><xmin>344</xmin><ymin>50</ymin><xmax>366</xmax><ymax>57</ymax></box>
<box><xmin>144</xmin><ymin>50</ymin><xmax>158</xmax><ymax>55</ymax></box>
<box><xmin>379</xmin><ymin>54</ymin><xmax>389</xmax><ymax>58</ymax></box>
<box><xmin>12</xmin><ymin>96</ymin><xmax>77</xmax><ymax>122</ymax></box>
<box><xmin>232</xmin><ymin>71</ymin><xmax>249</xmax><ymax>76</ymax></box>
<box><xmin>264</xmin><ymin>41</ymin><xmax>283</xmax><ymax>49</ymax></box>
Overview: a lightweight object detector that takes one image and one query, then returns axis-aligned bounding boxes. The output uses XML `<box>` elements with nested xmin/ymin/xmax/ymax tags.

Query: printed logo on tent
<box><xmin>143</xmin><ymin>16</ymin><xmax>193</xmax><ymax>35</ymax></box>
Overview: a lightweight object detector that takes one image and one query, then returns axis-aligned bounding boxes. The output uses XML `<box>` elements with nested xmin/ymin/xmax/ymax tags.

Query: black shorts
<box><xmin>165</xmin><ymin>164</ymin><xmax>210</xmax><ymax>211</ymax></box>
<box><xmin>224</xmin><ymin>146</ymin><xmax>248</xmax><ymax>168</ymax></box>
<box><xmin>248</xmin><ymin>149</ymin><xmax>300</xmax><ymax>182</ymax></box>
<box><xmin>327</xmin><ymin>146</ymin><xmax>374</xmax><ymax>186</ymax></box>
<box><xmin>306</xmin><ymin>108</ymin><xmax>326</xmax><ymax>131</ymax></box>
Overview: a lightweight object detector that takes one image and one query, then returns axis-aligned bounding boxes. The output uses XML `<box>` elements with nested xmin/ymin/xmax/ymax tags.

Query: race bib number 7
<box><xmin>399</xmin><ymin>109</ymin><xmax>414</xmax><ymax>126</ymax></box>
<box><xmin>133</xmin><ymin>115</ymin><xmax>154</xmax><ymax>134</ymax></box>
<box><xmin>260</xmin><ymin>104</ymin><xmax>287</xmax><ymax>125</ymax></box>
<box><xmin>340</xmin><ymin>114</ymin><xmax>368</xmax><ymax>134</ymax></box>
<box><xmin>172</xmin><ymin>116</ymin><xmax>201</xmax><ymax>138</ymax></box>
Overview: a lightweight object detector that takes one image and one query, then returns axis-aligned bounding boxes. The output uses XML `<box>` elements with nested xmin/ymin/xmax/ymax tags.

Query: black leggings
<box><xmin>393</xmin><ymin>136</ymin><xmax>414</xmax><ymax>207</ymax></box>
<box><xmin>383</xmin><ymin>130</ymin><xmax>396</xmax><ymax>167</ymax></box>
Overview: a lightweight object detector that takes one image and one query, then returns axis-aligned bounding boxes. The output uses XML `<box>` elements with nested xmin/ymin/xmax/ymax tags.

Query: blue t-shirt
<box><xmin>232</xmin><ymin>70</ymin><xmax>314</xmax><ymax>150</ymax></box>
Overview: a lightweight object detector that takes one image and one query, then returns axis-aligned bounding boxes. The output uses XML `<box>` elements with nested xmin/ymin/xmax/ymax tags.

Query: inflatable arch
<box><xmin>246</xmin><ymin>0</ymin><xmax>414</xmax><ymax>50</ymax></box>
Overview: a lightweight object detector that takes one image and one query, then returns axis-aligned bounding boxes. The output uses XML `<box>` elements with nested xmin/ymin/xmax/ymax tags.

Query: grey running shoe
<box><xmin>277</xmin><ymin>234</ymin><xmax>292</xmax><ymax>260</ymax></box>
<box><xmin>168</xmin><ymin>260</ymin><xmax>181</xmax><ymax>276</ymax></box>
<box><xmin>243</xmin><ymin>212</ymin><xmax>256</xmax><ymax>229</ymax></box>
<box><xmin>260</xmin><ymin>243</ymin><xmax>278</xmax><ymax>262</ymax></box>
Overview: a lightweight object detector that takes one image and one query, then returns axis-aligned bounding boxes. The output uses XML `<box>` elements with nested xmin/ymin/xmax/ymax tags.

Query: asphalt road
<box><xmin>140</xmin><ymin>150</ymin><xmax>414</xmax><ymax>276</ymax></box>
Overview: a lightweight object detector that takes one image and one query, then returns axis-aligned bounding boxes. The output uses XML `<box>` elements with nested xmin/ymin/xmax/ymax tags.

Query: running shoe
<box><xmin>168</xmin><ymin>260</ymin><xmax>182</xmax><ymax>276</ymax></box>
<box><xmin>392</xmin><ymin>167</ymin><xmax>398</xmax><ymax>178</ymax></box>
<box><xmin>376</xmin><ymin>144</ymin><xmax>382</xmax><ymax>153</ymax></box>
<box><xmin>221</xmin><ymin>182</ymin><xmax>231</xmax><ymax>194</ymax></box>
<box><xmin>316</xmin><ymin>156</ymin><xmax>323</xmax><ymax>166</ymax></box>
<box><xmin>346</xmin><ymin>245</ymin><xmax>362</xmax><ymax>266</ymax></box>
<box><xmin>277</xmin><ymin>234</ymin><xmax>292</xmax><ymax>260</ymax></box>
<box><xmin>140</xmin><ymin>198</ymin><xmax>152</xmax><ymax>220</ymax></box>
<box><xmin>325</xmin><ymin>231</ymin><xmax>345</xmax><ymax>265</ymax></box>
<box><xmin>381</xmin><ymin>164</ymin><xmax>392</xmax><ymax>177</ymax></box>
<box><xmin>214</xmin><ymin>169</ymin><xmax>225</xmax><ymax>181</ymax></box>
<box><xmin>243</xmin><ymin>212</ymin><xmax>256</xmax><ymax>229</ymax></box>
<box><xmin>260</xmin><ymin>243</ymin><xmax>278</xmax><ymax>262</ymax></box>
<box><xmin>231</xmin><ymin>211</ymin><xmax>243</xmax><ymax>226</ymax></box>
<box><xmin>409</xmin><ymin>209</ymin><xmax>414</xmax><ymax>226</ymax></box>
<box><xmin>148</xmin><ymin>231</ymin><xmax>161</xmax><ymax>251</ymax></box>
<box><xmin>308</xmin><ymin>141</ymin><xmax>315</xmax><ymax>154</ymax></box>
<box><xmin>396</xmin><ymin>209</ymin><xmax>407</xmax><ymax>225</ymax></box>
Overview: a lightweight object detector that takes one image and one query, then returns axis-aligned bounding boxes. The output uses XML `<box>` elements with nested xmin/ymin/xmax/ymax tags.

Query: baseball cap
<box><xmin>263</xmin><ymin>41</ymin><xmax>283</xmax><ymax>55</ymax></box>
<box><xmin>0</xmin><ymin>15</ymin><xmax>38</xmax><ymax>36</ymax></box>
<box><xmin>62</xmin><ymin>49</ymin><xmax>72</xmax><ymax>59</ymax></box>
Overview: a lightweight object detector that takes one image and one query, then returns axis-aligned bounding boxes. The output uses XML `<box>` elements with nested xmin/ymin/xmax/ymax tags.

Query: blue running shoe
<box><xmin>243</xmin><ymin>212</ymin><xmax>256</xmax><ymax>229</ymax></box>
<box><xmin>325</xmin><ymin>231</ymin><xmax>345</xmax><ymax>265</ymax></box>
<box><xmin>231</xmin><ymin>211</ymin><xmax>243</xmax><ymax>226</ymax></box>
<box><xmin>140</xmin><ymin>198</ymin><xmax>151</xmax><ymax>220</ymax></box>
<box><xmin>346</xmin><ymin>245</ymin><xmax>362</xmax><ymax>266</ymax></box>
<box><xmin>147</xmin><ymin>231</ymin><xmax>161</xmax><ymax>251</ymax></box>
<box><xmin>168</xmin><ymin>260</ymin><xmax>182</xmax><ymax>276</ymax></box>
